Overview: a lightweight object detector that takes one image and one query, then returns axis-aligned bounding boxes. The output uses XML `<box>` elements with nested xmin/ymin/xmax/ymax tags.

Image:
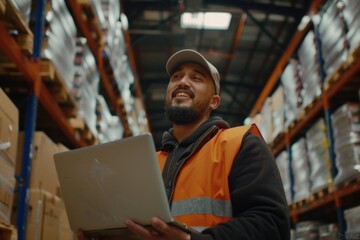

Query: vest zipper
<box><xmin>168</xmin><ymin>126</ymin><xmax>219</xmax><ymax>202</ymax></box>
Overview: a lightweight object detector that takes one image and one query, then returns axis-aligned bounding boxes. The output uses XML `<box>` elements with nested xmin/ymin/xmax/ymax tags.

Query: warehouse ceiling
<box><xmin>121</xmin><ymin>0</ymin><xmax>314</xmax><ymax>149</ymax></box>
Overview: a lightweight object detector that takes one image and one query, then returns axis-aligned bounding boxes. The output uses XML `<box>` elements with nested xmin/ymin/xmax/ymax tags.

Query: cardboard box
<box><xmin>0</xmin><ymin>88</ymin><xmax>19</xmax><ymax>164</ymax></box>
<box><xmin>25</xmin><ymin>189</ymin><xmax>61</xmax><ymax>240</ymax></box>
<box><xmin>0</xmin><ymin>152</ymin><xmax>15</xmax><ymax>224</ymax></box>
<box><xmin>0</xmin><ymin>222</ymin><xmax>17</xmax><ymax>240</ymax></box>
<box><xmin>59</xmin><ymin>200</ymin><xmax>74</xmax><ymax>240</ymax></box>
<box><xmin>0</xmin><ymin>174</ymin><xmax>14</xmax><ymax>225</ymax></box>
<box><xmin>17</xmin><ymin>132</ymin><xmax>63</xmax><ymax>195</ymax></box>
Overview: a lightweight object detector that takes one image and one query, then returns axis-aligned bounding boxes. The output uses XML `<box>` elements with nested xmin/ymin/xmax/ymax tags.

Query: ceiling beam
<box><xmin>223</xmin><ymin>13</ymin><xmax>247</xmax><ymax>78</ymax></box>
<box><xmin>122</xmin><ymin>0</ymin><xmax>177</xmax><ymax>11</ymax></box>
<box><xmin>131</xmin><ymin>11</ymin><xmax>181</xmax><ymax>47</ymax></box>
<box><xmin>242</xmin><ymin>8</ymin><xmax>285</xmax><ymax>51</ymax></box>
<box><xmin>206</xmin><ymin>0</ymin><xmax>306</xmax><ymax>18</ymax></box>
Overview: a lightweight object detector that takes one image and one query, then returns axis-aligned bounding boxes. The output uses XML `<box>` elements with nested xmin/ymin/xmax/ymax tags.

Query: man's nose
<box><xmin>178</xmin><ymin>75</ymin><xmax>191</xmax><ymax>87</ymax></box>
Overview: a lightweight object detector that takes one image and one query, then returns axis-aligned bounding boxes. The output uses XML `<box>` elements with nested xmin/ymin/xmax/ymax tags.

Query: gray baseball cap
<box><xmin>166</xmin><ymin>49</ymin><xmax>220</xmax><ymax>94</ymax></box>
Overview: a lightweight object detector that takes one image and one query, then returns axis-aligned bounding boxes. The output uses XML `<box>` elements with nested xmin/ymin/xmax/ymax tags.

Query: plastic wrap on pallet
<box><xmin>342</xmin><ymin>0</ymin><xmax>360</xmax><ymax>51</ymax></box>
<box><xmin>96</xmin><ymin>95</ymin><xmax>124</xmax><ymax>143</ymax></box>
<box><xmin>109</xmin><ymin>21</ymin><xmax>126</xmax><ymax>69</ymax></box>
<box><xmin>89</xmin><ymin>0</ymin><xmax>107</xmax><ymax>29</ymax></box>
<box><xmin>331</xmin><ymin>102</ymin><xmax>360</xmax><ymax>188</ymax></box>
<box><xmin>101</xmin><ymin>0</ymin><xmax>121</xmax><ymax>50</ymax></box>
<box><xmin>281</xmin><ymin>59</ymin><xmax>303</xmax><ymax>128</ymax></box>
<box><xmin>297</xmin><ymin>30</ymin><xmax>322</xmax><ymax>109</ymax></box>
<box><xmin>291</xmin><ymin>138</ymin><xmax>311</xmax><ymax>202</ymax></box>
<box><xmin>344</xmin><ymin>205</ymin><xmax>360</xmax><ymax>236</ymax></box>
<box><xmin>319</xmin><ymin>223</ymin><xmax>339</xmax><ymax>240</ymax></box>
<box><xmin>271</xmin><ymin>86</ymin><xmax>285</xmax><ymax>140</ymax></box>
<box><xmin>11</xmin><ymin>0</ymin><xmax>32</xmax><ymax>25</ymax></box>
<box><xmin>115</xmin><ymin>57</ymin><xmax>135</xmax><ymax>92</ymax></box>
<box><xmin>41</xmin><ymin>0</ymin><xmax>77</xmax><ymax>89</ymax></box>
<box><xmin>318</xmin><ymin>0</ymin><xmax>349</xmax><ymax>78</ymax></box>
<box><xmin>295</xmin><ymin>221</ymin><xmax>323</xmax><ymax>240</ymax></box>
<box><xmin>305</xmin><ymin>118</ymin><xmax>333</xmax><ymax>193</ymax></box>
<box><xmin>72</xmin><ymin>39</ymin><xmax>100</xmax><ymax>139</ymax></box>
<box><xmin>259</xmin><ymin>97</ymin><xmax>273</xmax><ymax>143</ymax></box>
<box><xmin>275</xmin><ymin>151</ymin><xmax>292</xmax><ymax>205</ymax></box>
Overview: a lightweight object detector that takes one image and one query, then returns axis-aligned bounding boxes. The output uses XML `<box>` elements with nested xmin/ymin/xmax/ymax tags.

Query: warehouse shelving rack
<box><xmin>0</xmin><ymin>0</ymin><xmax>141</xmax><ymax>239</ymax></box>
<box><xmin>249</xmin><ymin>0</ymin><xmax>360</xmax><ymax>236</ymax></box>
<box><xmin>66</xmin><ymin>0</ymin><xmax>146</xmax><ymax>138</ymax></box>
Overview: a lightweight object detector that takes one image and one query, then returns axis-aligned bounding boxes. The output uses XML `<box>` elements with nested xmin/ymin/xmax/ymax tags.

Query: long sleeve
<box><xmin>190</xmin><ymin>133</ymin><xmax>291</xmax><ymax>240</ymax></box>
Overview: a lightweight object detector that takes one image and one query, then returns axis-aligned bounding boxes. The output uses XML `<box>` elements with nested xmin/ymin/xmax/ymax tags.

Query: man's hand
<box><xmin>77</xmin><ymin>229</ymin><xmax>90</xmax><ymax>240</ymax></box>
<box><xmin>76</xmin><ymin>218</ymin><xmax>191</xmax><ymax>240</ymax></box>
<box><xmin>126</xmin><ymin>217</ymin><xmax>191</xmax><ymax>240</ymax></box>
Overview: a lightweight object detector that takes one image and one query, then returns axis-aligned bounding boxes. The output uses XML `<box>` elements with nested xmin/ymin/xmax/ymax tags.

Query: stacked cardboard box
<box><xmin>0</xmin><ymin>88</ymin><xmax>19</xmax><ymax>225</ymax></box>
<box><xmin>13</xmin><ymin>132</ymin><xmax>74</xmax><ymax>240</ymax></box>
<box><xmin>0</xmin><ymin>222</ymin><xmax>17</xmax><ymax>240</ymax></box>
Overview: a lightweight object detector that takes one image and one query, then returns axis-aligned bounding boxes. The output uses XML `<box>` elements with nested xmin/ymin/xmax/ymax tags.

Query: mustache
<box><xmin>172</xmin><ymin>86</ymin><xmax>195</xmax><ymax>98</ymax></box>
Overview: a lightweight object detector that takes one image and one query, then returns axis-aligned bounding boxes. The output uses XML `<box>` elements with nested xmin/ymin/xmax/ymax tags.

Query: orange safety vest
<box><xmin>157</xmin><ymin>124</ymin><xmax>262</xmax><ymax>230</ymax></box>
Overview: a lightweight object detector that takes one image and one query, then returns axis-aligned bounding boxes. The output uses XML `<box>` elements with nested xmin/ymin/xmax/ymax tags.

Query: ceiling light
<box><xmin>180</xmin><ymin>12</ymin><xmax>232</xmax><ymax>30</ymax></box>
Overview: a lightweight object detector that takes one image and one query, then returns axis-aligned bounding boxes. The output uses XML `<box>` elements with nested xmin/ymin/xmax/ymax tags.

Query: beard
<box><xmin>165</xmin><ymin>105</ymin><xmax>202</xmax><ymax>124</ymax></box>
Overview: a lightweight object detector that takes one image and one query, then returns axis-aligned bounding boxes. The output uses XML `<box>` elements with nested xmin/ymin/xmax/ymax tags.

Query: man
<box><xmin>78</xmin><ymin>49</ymin><xmax>290</xmax><ymax>240</ymax></box>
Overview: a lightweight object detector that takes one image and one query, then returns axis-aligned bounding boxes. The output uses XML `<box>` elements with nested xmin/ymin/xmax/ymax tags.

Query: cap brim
<box><xmin>166</xmin><ymin>49</ymin><xmax>211</xmax><ymax>76</ymax></box>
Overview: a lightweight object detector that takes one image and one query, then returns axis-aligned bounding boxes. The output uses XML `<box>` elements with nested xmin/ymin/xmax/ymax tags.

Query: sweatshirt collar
<box><xmin>160</xmin><ymin>116</ymin><xmax>229</xmax><ymax>152</ymax></box>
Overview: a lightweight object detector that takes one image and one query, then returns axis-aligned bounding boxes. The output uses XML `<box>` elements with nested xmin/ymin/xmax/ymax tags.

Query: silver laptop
<box><xmin>54</xmin><ymin>133</ymin><xmax>193</xmax><ymax>239</ymax></box>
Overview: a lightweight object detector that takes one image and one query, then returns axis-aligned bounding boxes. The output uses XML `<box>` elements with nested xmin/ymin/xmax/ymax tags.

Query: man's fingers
<box><xmin>151</xmin><ymin>217</ymin><xmax>190</xmax><ymax>240</ymax></box>
<box><xmin>151</xmin><ymin>217</ymin><xmax>168</xmax><ymax>231</ymax></box>
<box><xmin>126</xmin><ymin>220</ymin><xmax>153</xmax><ymax>238</ymax></box>
<box><xmin>77</xmin><ymin>229</ymin><xmax>90</xmax><ymax>240</ymax></box>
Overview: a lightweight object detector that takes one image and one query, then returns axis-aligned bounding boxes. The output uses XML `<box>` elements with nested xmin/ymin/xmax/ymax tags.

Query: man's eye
<box><xmin>172</xmin><ymin>74</ymin><xmax>182</xmax><ymax>79</ymax></box>
<box><xmin>193</xmin><ymin>75</ymin><xmax>201</xmax><ymax>80</ymax></box>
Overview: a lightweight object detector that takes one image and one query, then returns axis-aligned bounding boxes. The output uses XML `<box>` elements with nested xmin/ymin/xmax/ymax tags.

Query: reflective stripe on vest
<box><xmin>171</xmin><ymin>197</ymin><xmax>232</xmax><ymax>217</ymax></box>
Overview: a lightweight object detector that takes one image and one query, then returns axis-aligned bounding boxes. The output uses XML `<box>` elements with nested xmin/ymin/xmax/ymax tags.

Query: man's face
<box><xmin>165</xmin><ymin>63</ymin><xmax>219</xmax><ymax>124</ymax></box>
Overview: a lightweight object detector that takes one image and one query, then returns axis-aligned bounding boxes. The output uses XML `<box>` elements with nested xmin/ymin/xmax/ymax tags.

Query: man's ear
<box><xmin>210</xmin><ymin>95</ymin><xmax>221</xmax><ymax>110</ymax></box>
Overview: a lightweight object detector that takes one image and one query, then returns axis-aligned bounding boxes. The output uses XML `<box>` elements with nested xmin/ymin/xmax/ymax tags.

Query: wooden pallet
<box><xmin>269</xmin><ymin>132</ymin><xmax>285</xmax><ymax>149</ymax></box>
<box><xmin>40</xmin><ymin>59</ymin><xmax>76</xmax><ymax>105</ymax></box>
<box><xmin>323</xmin><ymin>43</ymin><xmax>360</xmax><ymax>91</ymax></box>
<box><xmin>299</xmin><ymin>95</ymin><xmax>322</xmax><ymax>120</ymax></box>
<box><xmin>339</xmin><ymin>176</ymin><xmax>360</xmax><ymax>189</ymax></box>
<box><xmin>0</xmin><ymin>59</ymin><xmax>76</xmax><ymax>106</ymax></box>
<box><xmin>69</xmin><ymin>116</ymin><xmax>98</xmax><ymax>145</ymax></box>
<box><xmin>291</xmin><ymin>197</ymin><xmax>311</xmax><ymax>210</ymax></box>
<box><xmin>0</xmin><ymin>0</ymin><xmax>34</xmax><ymax>55</ymax></box>
<box><xmin>348</xmin><ymin>42</ymin><xmax>360</xmax><ymax>64</ymax></box>
<box><xmin>77</xmin><ymin>0</ymin><xmax>104</xmax><ymax>46</ymax></box>
<box><xmin>308</xmin><ymin>183</ymin><xmax>334</xmax><ymax>202</ymax></box>
<box><xmin>0</xmin><ymin>222</ymin><xmax>17</xmax><ymax>240</ymax></box>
